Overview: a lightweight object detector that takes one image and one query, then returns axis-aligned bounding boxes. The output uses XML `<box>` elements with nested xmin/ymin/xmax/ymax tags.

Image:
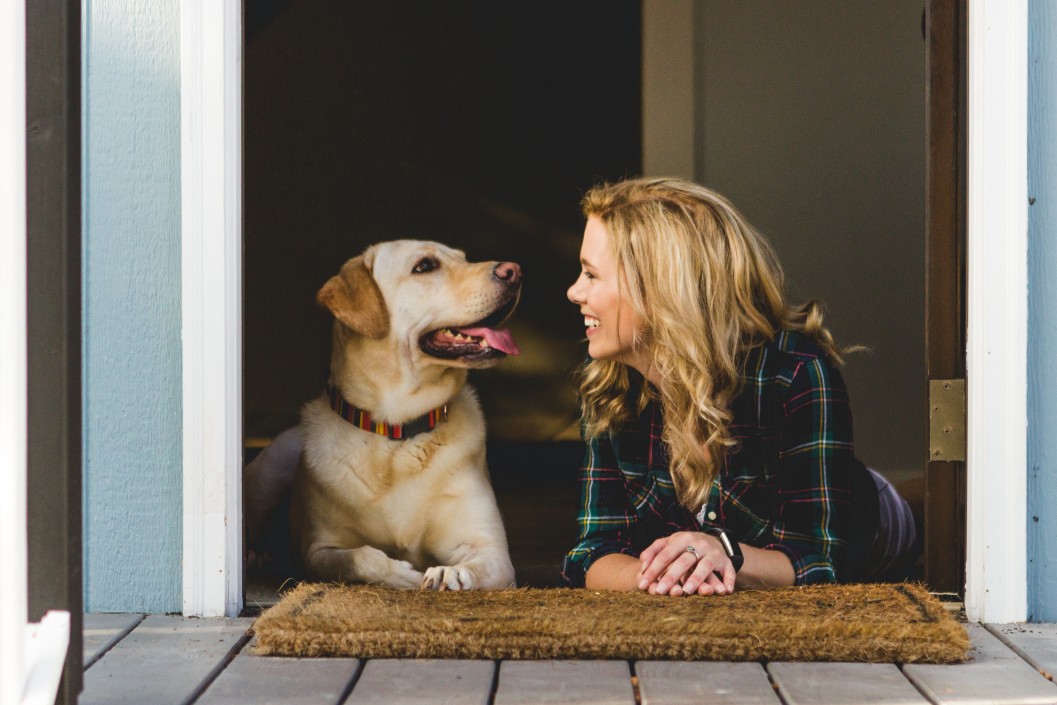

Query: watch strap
<box><xmin>704</xmin><ymin>527</ymin><xmax>744</xmax><ymax>573</ymax></box>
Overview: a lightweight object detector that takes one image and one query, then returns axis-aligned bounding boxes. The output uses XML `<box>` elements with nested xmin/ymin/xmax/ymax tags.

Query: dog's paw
<box><xmin>388</xmin><ymin>560</ymin><xmax>426</xmax><ymax>589</ymax></box>
<box><xmin>421</xmin><ymin>565</ymin><xmax>476</xmax><ymax>591</ymax></box>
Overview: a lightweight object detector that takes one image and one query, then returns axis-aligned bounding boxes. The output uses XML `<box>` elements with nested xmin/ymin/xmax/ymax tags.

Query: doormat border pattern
<box><xmin>252</xmin><ymin>582</ymin><xmax>969</xmax><ymax>663</ymax></box>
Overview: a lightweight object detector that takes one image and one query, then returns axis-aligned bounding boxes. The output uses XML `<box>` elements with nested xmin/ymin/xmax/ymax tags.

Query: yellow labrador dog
<box><xmin>245</xmin><ymin>240</ymin><xmax>519</xmax><ymax>590</ymax></box>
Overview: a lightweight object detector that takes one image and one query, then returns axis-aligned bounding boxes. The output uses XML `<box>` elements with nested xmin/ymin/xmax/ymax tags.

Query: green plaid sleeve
<box><xmin>764</xmin><ymin>357</ymin><xmax>854</xmax><ymax>584</ymax></box>
<box><xmin>560</xmin><ymin>434</ymin><xmax>639</xmax><ymax>587</ymax></box>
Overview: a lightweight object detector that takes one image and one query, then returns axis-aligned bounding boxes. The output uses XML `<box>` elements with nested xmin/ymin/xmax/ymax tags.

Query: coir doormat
<box><xmin>252</xmin><ymin>582</ymin><xmax>969</xmax><ymax>663</ymax></box>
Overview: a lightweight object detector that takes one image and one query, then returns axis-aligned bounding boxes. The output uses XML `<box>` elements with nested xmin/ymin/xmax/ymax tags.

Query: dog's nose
<box><xmin>493</xmin><ymin>262</ymin><xmax>522</xmax><ymax>285</ymax></box>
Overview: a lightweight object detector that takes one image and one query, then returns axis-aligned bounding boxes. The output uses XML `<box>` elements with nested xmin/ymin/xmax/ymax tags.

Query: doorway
<box><xmin>242</xmin><ymin>0</ymin><xmax>950</xmax><ymax>596</ymax></box>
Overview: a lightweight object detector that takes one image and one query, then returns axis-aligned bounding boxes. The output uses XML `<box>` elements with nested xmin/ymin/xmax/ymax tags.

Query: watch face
<box><xmin>707</xmin><ymin>527</ymin><xmax>742</xmax><ymax>572</ymax></box>
<box><xmin>717</xmin><ymin>531</ymin><xmax>735</xmax><ymax>558</ymax></box>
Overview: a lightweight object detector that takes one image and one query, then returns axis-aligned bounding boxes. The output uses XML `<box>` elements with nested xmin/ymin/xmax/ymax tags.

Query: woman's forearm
<box><xmin>586</xmin><ymin>543</ymin><xmax>796</xmax><ymax>592</ymax></box>
<box><xmin>584</xmin><ymin>552</ymin><xmax>642</xmax><ymax>590</ymax></box>
<box><xmin>736</xmin><ymin>544</ymin><xmax>795</xmax><ymax>589</ymax></box>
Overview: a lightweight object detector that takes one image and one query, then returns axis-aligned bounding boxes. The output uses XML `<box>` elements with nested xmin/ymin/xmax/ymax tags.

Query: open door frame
<box><xmin>181</xmin><ymin>0</ymin><xmax>244</xmax><ymax>617</ymax></box>
<box><xmin>926</xmin><ymin>0</ymin><xmax>1031</xmax><ymax>623</ymax></box>
<box><xmin>178</xmin><ymin>0</ymin><xmax>1028</xmax><ymax>621</ymax></box>
<box><xmin>923</xmin><ymin>0</ymin><xmax>967</xmax><ymax>596</ymax></box>
<box><xmin>963</xmin><ymin>0</ymin><xmax>1029</xmax><ymax>622</ymax></box>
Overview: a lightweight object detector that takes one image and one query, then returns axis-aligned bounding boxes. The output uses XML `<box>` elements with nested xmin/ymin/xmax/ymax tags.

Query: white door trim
<box><xmin>965</xmin><ymin>0</ymin><xmax>1028</xmax><ymax>623</ymax></box>
<box><xmin>180</xmin><ymin>0</ymin><xmax>243</xmax><ymax>618</ymax></box>
<box><xmin>0</xmin><ymin>0</ymin><xmax>30</xmax><ymax>695</ymax></box>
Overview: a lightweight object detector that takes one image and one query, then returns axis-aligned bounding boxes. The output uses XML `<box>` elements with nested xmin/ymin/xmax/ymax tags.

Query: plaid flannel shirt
<box><xmin>561</xmin><ymin>331</ymin><xmax>855</xmax><ymax>587</ymax></box>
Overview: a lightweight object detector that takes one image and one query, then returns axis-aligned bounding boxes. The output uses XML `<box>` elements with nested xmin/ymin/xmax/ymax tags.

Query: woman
<box><xmin>561</xmin><ymin>177</ymin><xmax>916</xmax><ymax>596</ymax></box>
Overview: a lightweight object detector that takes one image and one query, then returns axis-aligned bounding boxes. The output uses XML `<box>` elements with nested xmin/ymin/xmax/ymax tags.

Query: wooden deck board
<box><xmin>494</xmin><ymin>661</ymin><xmax>635</xmax><ymax>705</ymax></box>
<box><xmin>82</xmin><ymin>613</ymin><xmax>144</xmax><ymax>667</ymax></box>
<box><xmin>75</xmin><ymin>612</ymin><xmax>1057</xmax><ymax>705</ymax></box>
<box><xmin>903</xmin><ymin>624</ymin><xmax>1057</xmax><ymax>704</ymax></box>
<box><xmin>636</xmin><ymin>661</ymin><xmax>780</xmax><ymax>705</ymax></box>
<box><xmin>987</xmin><ymin>623</ymin><xmax>1057</xmax><ymax>680</ymax></box>
<box><xmin>768</xmin><ymin>662</ymin><xmax>928</xmax><ymax>704</ymax></box>
<box><xmin>195</xmin><ymin>649</ymin><xmax>360</xmax><ymax>705</ymax></box>
<box><xmin>80</xmin><ymin>615</ymin><xmax>252</xmax><ymax>705</ymax></box>
<box><xmin>344</xmin><ymin>659</ymin><xmax>495</xmax><ymax>705</ymax></box>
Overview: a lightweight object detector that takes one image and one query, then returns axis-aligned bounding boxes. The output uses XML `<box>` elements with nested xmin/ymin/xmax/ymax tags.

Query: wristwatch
<box><xmin>704</xmin><ymin>527</ymin><xmax>744</xmax><ymax>573</ymax></box>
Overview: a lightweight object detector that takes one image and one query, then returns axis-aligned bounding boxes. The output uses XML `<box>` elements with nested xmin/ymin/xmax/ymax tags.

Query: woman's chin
<box><xmin>585</xmin><ymin>342</ymin><xmax>607</xmax><ymax>361</ymax></box>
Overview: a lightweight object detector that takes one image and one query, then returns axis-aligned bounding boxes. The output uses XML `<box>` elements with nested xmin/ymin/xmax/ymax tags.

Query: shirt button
<box><xmin>707</xmin><ymin>511</ymin><xmax>717</xmax><ymax>521</ymax></box>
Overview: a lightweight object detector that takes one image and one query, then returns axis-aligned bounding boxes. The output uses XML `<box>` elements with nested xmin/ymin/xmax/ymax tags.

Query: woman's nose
<box><xmin>567</xmin><ymin>276</ymin><xmax>583</xmax><ymax>304</ymax></box>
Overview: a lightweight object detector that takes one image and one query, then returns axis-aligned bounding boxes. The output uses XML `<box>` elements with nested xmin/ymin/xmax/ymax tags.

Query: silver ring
<box><xmin>683</xmin><ymin>545</ymin><xmax>698</xmax><ymax>558</ymax></box>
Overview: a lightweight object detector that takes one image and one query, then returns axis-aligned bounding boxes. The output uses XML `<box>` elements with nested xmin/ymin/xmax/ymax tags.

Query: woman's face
<box><xmin>567</xmin><ymin>216</ymin><xmax>647</xmax><ymax>371</ymax></box>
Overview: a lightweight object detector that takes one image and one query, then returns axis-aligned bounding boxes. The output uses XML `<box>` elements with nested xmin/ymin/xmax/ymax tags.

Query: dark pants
<box><xmin>859</xmin><ymin>467</ymin><xmax>918</xmax><ymax>580</ymax></box>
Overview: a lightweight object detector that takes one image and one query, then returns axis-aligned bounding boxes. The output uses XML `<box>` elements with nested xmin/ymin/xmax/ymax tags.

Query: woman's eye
<box><xmin>412</xmin><ymin>257</ymin><xmax>439</xmax><ymax>274</ymax></box>
<box><xmin>583</xmin><ymin>270</ymin><xmax>595</xmax><ymax>280</ymax></box>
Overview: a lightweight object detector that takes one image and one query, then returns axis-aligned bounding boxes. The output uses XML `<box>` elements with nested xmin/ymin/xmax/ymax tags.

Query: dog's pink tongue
<box><xmin>459</xmin><ymin>327</ymin><xmax>521</xmax><ymax>356</ymax></box>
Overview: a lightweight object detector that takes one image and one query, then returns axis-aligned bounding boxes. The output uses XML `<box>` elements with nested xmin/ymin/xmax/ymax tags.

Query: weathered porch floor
<box><xmin>80</xmin><ymin>612</ymin><xmax>1057</xmax><ymax>705</ymax></box>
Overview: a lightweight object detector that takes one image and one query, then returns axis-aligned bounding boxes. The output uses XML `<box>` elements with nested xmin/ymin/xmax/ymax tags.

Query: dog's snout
<box><xmin>493</xmin><ymin>262</ymin><xmax>521</xmax><ymax>285</ymax></box>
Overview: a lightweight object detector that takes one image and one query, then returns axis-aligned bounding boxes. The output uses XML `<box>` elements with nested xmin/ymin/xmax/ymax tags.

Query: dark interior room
<box><xmin>244</xmin><ymin>0</ymin><xmax>643</xmax><ymax>589</ymax></box>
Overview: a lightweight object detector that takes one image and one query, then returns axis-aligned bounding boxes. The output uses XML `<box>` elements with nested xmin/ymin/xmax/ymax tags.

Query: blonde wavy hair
<box><xmin>579</xmin><ymin>177</ymin><xmax>847</xmax><ymax>511</ymax></box>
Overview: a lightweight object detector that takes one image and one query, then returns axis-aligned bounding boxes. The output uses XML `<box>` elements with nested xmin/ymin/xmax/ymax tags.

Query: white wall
<box><xmin>693</xmin><ymin>1</ymin><xmax>926</xmax><ymax>485</ymax></box>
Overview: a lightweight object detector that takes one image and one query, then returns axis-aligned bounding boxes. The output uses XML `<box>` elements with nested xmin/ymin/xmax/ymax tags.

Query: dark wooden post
<box><xmin>924</xmin><ymin>0</ymin><xmax>968</xmax><ymax>594</ymax></box>
<box><xmin>26</xmin><ymin>1</ymin><xmax>84</xmax><ymax>703</ymax></box>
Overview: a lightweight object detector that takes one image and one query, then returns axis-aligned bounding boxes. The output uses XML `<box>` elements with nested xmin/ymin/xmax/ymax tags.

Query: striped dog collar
<box><xmin>325</xmin><ymin>383</ymin><xmax>448</xmax><ymax>441</ymax></box>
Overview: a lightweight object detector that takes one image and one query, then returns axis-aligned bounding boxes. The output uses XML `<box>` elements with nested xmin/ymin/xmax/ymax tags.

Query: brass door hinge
<box><xmin>929</xmin><ymin>379</ymin><xmax>966</xmax><ymax>462</ymax></box>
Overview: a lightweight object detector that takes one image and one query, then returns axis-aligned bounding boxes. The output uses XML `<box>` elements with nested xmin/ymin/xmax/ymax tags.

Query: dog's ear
<box><xmin>316</xmin><ymin>256</ymin><xmax>390</xmax><ymax>339</ymax></box>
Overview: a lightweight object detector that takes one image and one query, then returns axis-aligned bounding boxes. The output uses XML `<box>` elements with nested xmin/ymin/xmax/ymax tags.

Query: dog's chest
<box><xmin>298</xmin><ymin>394</ymin><xmax>486</xmax><ymax>555</ymax></box>
<box><xmin>308</xmin><ymin>416</ymin><xmax>453</xmax><ymax>500</ymax></box>
<box><xmin>309</xmin><ymin>430</ymin><xmax>453</xmax><ymax>554</ymax></box>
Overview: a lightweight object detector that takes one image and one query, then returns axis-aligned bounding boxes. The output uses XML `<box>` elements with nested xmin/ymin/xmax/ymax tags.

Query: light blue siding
<box><xmin>82</xmin><ymin>0</ymin><xmax>182</xmax><ymax>612</ymax></box>
<box><xmin>1028</xmin><ymin>0</ymin><xmax>1057</xmax><ymax>622</ymax></box>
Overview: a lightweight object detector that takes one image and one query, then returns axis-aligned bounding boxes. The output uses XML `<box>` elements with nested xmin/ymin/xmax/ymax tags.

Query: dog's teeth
<box><xmin>480</xmin><ymin>339</ymin><xmax>490</xmax><ymax>348</ymax></box>
<box><xmin>439</xmin><ymin>328</ymin><xmax>486</xmax><ymax>344</ymax></box>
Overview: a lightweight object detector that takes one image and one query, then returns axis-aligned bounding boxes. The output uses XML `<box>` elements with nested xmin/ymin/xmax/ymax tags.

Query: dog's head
<box><xmin>317</xmin><ymin>240</ymin><xmax>522</xmax><ymax>369</ymax></box>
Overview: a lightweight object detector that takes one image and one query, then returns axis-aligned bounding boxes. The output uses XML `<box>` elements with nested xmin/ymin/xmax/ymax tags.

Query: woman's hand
<box><xmin>637</xmin><ymin>531</ymin><xmax>737</xmax><ymax>596</ymax></box>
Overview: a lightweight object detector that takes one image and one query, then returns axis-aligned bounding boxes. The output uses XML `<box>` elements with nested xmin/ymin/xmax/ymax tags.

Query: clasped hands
<box><xmin>636</xmin><ymin>530</ymin><xmax>737</xmax><ymax>596</ymax></box>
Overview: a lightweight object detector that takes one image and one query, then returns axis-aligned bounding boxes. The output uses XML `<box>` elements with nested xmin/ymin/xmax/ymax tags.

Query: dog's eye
<box><xmin>412</xmin><ymin>257</ymin><xmax>439</xmax><ymax>274</ymax></box>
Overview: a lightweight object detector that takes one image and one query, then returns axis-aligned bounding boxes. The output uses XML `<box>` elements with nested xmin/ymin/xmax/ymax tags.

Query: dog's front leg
<box><xmin>305</xmin><ymin>544</ymin><xmax>424</xmax><ymax>589</ymax></box>
<box><xmin>422</xmin><ymin>542</ymin><xmax>516</xmax><ymax>591</ymax></box>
